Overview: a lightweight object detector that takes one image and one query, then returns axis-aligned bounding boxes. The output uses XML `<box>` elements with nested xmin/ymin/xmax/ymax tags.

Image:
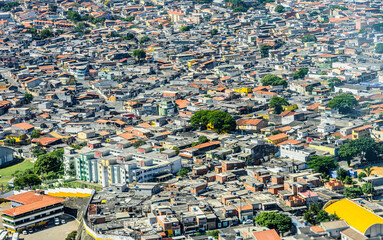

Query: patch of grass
<box><xmin>0</xmin><ymin>177</ymin><xmax>12</xmax><ymax>184</ymax></box>
<box><xmin>0</xmin><ymin>160</ymin><xmax>34</xmax><ymax>177</ymax></box>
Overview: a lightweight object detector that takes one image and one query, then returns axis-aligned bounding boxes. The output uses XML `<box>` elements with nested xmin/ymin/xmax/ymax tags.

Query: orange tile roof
<box><xmin>12</xmin><ymin>122</ymin><xmax>34</xmax><ymax>130</ymax></box>
<box><xmin>1</xmin><ymin>191</ymin><xmax>66</xmax><ymax>217</ymax></box>
<box><xmin>253</xmin><ymin>229</ymin><xmax>281</xmax><ymax>240</ymax></box>
<box><xmin>267</xmin><ymin>133</ymin><xmax>288</xmax><ymax>141</ymax></box>
<box><xmin>236</xmin><ymin>118</ymin><xmax>264</xmax><ymax>126</ymax></box>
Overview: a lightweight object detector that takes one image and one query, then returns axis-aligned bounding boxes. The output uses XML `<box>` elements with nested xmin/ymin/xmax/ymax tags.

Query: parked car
<box><xmin>61</xmin><ymin>219</ymin><xmax>65</xmax><ymax>224</ymax></box>
<box><xmin>55</xmin><ymin>218</ymin><xmax>60</xmax><ymax>225</ymax></box>
<box><xmin>28</xmin><ymin>228</ymin><xmax>33</xmax><ymax>234</ymax></box>
<box><xmin>22</xmin><ymin>230</ymin><xmax>27</xmax><ymax>235</ymax></box>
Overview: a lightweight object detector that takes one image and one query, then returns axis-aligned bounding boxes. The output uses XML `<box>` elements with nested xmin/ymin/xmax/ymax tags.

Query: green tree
<box><xmin>124</xmin><ymin>33</ymin><xmax>135</xmax><ymax>40</ymax></box>
<box><xmin>211</xmin><ymin>28</ymin><xmax>218</xmax><ymax>36</ymax></box>
<box><xmin>373</xmin><ymin>23</ymin><xmax>383</xmax><ymax>32</ymax></box>
<box><xmin>24</xmin><ymin>93</ymin><xmax>33</xmax><ymax>103</ymax></box>
<box><xmin>31</xmin><ymin>144</ymin><xmax>47</xmax><ymax>158</ymax></box>
<box><xmin>49</xmin><ymin>5</ymin><xmax>58</xmax><ymax>12</ymax></box>
<box><xmin>362</xmin><ymin>166</ymin><xmax>374</xmax><ymax>177</ymax></box>
<box><xmin>191</xmin><ymin>110</ymin><xmax>236</xmax><ymax>133</ymax></box>
<box><xmin>358</xmin><ymin>172</ymin><xmax>367</xmax><ymax>181</ymax></box>
<box><xmin>260</xmin><ymin>45</ymin><xmax>272</xmax><ymax>58</ymax></box>
<box><xmin>293</xmin><ymin>67</ymin><xmax>309</xmax><ymax>79</ymax></box>
<box><xmin>343</xmin><ymin>186</ymin><xmax>362</xmax><ymax>198</ymax></box>
<box><xmin>31</xmin><ymin>129</ymin><xmax>41</xmax><ymax>139</ymax></box>
<box><xmin>34</xmin><ymin>149</ymin><xmax>64</xmax><ymax>175</ymax></box>
<box><xmin>339</xmin><ymin>138</ymin><xmax>379</xmax><ymax>164</ymax></box>
<box><xmin>180</xmin><ymin>25</ymin><xmax>191</xmax><ymax>32</ymax></box>
<box><xmin>261</xmin><ymin>74</ymin><xmax>288</xmax><ymax>87</ymax></box>
<box><xmin>328</xmin><ymin>94</ymin><xmax>358</xmax><ymax>114</ymax></box>
<box><xmin>177</xmin><ymin>167</ymin><xmax>190</xmax><ymax>177</ymax></box>
<box><xmin>336</xmin><ymin>168</ymin><xmax>348</xmax><ymax>181</ymax></box>
<box><xmin>233</xmin><ymin>6</ymin><xmax>248</xmax><ymax>12</ymax></box>
<box><xmin>198</xmin><ymin>136</ymin><xmax>209</xmax><ymax>144</ymax></box>
<box><xmin>66</xmin><ymin>231</ymin><xmax>77</xmax><ymax>240</ymax></box>
<box><xmin>376</xmin><ymin>43</ymin><xmax>383</xmax><ymax>53</ymax></box>
<box><xmin>206</xmin><ymin>230</ymin><xmax>219</xmax><ymax>239</ymax></box>
<box><xmin>344</xmin><ymin>176</ymin><xmax>353</xmax><ymax>185</ymax></box>
<box><xmin>307</xmin><ymin>156</ymin><xmax>338</xmax><ymax>177</ymax></box>
<box><xmin>254</xmin><ymin>212</ymin><xmax>292</xmax><ymax>234</ymax></box>
<box><xmin>274</xmin><ymin>5</ymin><xmax>285</xmax><ymax>13</ymax></box>
<box><xmin>133</xmin><ymin>140</ymin><xmax>146</xmax><ymax>148</ymax></box>
<box><xmin>139</xmin><ymin>36</ymin><xmax>150</xmax><ymax>43</ymax></box>
<box><xmin>269</xmin><ymin>96</ymin><xmax>288</xmax><ymax>114</ymax></box>
<box><xmin>362</xmin><ymin>182</ymin><xmax>374</xmax><ymax>195</ymax></box>
<box><xmin>328</xmin><ymin>77</ymin><xmax>341</xmax><ymax>91</ymax></box>
<box><xmin>172</xmin><ymin>146</ymin><xmax>180</xmax><ymax>155</ymax></box>
<box><xmin>14</xmin><ymin>173</ymin><xmax>41</xmax><ymax>188</ymax></box>
<box><xmin>133</xmin><ymin>49</ymin><xmax>147</xmax><ymax>60</ymax></box>
<box><xmin>316</xmin><ymin>210</ymin><xmax>338</xmax><ymax>223</ymax></box>
<box><xmin>67</xmin><ymin>11</ymin><xmax>82</xmax><ymax>22</ymax></box>
<box><xmin>124</xmin><ymin>16</ymin><xmax>135</xmax><ymax>22</ymax></box>
<box><xmin>301</xmin><ymin>34</ymin><xmax>317</xmax><ymax>43</ymax></box>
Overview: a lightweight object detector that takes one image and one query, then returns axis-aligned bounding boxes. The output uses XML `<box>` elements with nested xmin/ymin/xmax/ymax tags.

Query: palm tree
<box><xmin>362</xmin><ymin>166</ymin><xmax>374</xmax><ymax>177</ymax></box>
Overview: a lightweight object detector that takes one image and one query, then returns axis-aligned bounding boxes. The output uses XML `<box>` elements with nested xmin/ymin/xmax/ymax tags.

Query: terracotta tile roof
<box><xmin>1</xmin><ymin>191</ymin><xmax>66</xmax><ymax>217</ymax></box>
<box><xmin>267</xmin><ymin>133</ymin><xmax>288</xmax><ymax>141</ymax></box>
<box><xmin>12</xmin><ymin>122</ymin><xmax>34</xmax><ymax>130</ymax></box>
<box><xmin>253</xmin><ymin>229</ymin><xmax>281</xmax><ymax>240</ymax></box>
<box><xmin>236</xmin><ymin>118</ymin><xmax>264</xmax><ymax>126</ymax></box>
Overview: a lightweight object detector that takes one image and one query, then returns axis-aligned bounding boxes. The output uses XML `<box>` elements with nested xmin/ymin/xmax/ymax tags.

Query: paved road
<box><xmin>20</xmin><ymin>214</ymin><xmax>79</xmax><ymax>240</ymax></box>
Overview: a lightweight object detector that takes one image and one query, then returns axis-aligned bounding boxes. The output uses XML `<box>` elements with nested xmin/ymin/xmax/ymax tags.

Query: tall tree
<box><xmin>269</xmin><ymin>96</ymin><xmax>288</xmax><ymax>114</ymax></box>
<box><xmin>328</xmin><ymin>94</ymin><xmax>358</xmax><ymax>114</ymax></box>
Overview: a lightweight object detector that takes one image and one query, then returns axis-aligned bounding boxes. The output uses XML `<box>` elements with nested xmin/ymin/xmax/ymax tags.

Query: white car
<box><xmin>54</xmin><ymin>218</ymin><xmax>60</xmax><ymax>225</ymax></box>
<box><xmin>61</xmin><ymin>219</ymin><xmax>65</xmax><ymax>224</ymax></box>
<box><xmin>22</xmin><ymin>230</ymin><xmax>27</xmax><ymax>235</ymax></box>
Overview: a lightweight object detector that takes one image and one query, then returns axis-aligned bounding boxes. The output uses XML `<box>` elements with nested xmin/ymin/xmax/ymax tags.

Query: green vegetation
<box><xmin>177</xmin><ymin>167</ymin><xmax>190</xmax><ymax>177</ymax></box>
<box><xmin>133</xmin><ymin>140</ymin><xmax>147</xmax><ymax>148</ymax></box>
<box><xmin>233</xmin><ymin>6</ymin><xmax>248</xmax><ymax>12</ymax></box>
<box><xmin>336</xmin><ymin>168</ymin><xmax>348</xmax><ymax>181</ymax></box>
<box><xmin>24</xmin><ymin>93</ymin><xmax>33</xmax><ymax>103</ymax></box>
<box><xmin>274</xmin><ymin>5</ymin><xmax>285</xmax><ymax>13</ymax></box>
<box><xmin>343</xmin><ymin>186</ymin><xmax>363</xmax><ymax>198</ymax></box>
<box><xmin>139</xmin><ymin>36</ymin><xmax>150</xmax><ymax>43</ymax></box>
<box><xmin>301</xmin><ymin>34</ymin><xmax>317</xmax><ymax>43</ymax></box>
<box><xmin>0</xmin><ymin>2</ymin><xmax>20</xmax><ymax>11</ymax></box>
<box><xmin>331</xmin><ymin>5</ymin><xmax>347</xmax><ymax>10</ymax></box>
<box><xmin>362</xmin><ymin>182</ymin><xmax>374</xmax><ymax>195</ymax></box>
<box><xmin>339</xmin><ymin>138</ymin><xmax>381</xmax><ymax>165</ymax></box>
<box><xmin>172</xmin><ymin>146</ymin><xmax>180</xmax><ymax>155</ymax></box>
<box><xmin>328</xmin><ymin>94</ymin><xmax>358</xmax><ymax>114</ymax></box>
<box><xmin>207</xmin><ymin>230</ymin><xmax>220</xmax><ymax>239</ymax></box>
<box><xmin>180</xmin><ymin>25</ymin><xmax>191</xmax><ymax>32</ymax></box>
<box><xmin>192</xmin><ymin>135</ymin><xmax>209</xmax><ymax>147</ymax></box>
<box><xmin>31</xmin><ymin>144</ymin><xmax>47</xmax><ymax>158</ymax></box>
<box><xmin>358</xmin><ymin>172</ymin><xmax>367</xmax><ymax>181</ymax></box>
<box><xmin>260</xmin><ymin>74</ymin><xmax>288</xmax><ymax>87</ymax></box>
<box><xmin>328</xmin><ymin>77</ymin><xmax>341</xmax><ymax>91</ymax></box>
<box><xmin>376</xmin><ymin>43</ymin><xmax>383</xmax><ymax>53</ymax></box>
<box><xmin>307</xmin><ymin>156</ymin><xmax>338</xmax><ymax>177</ymax></box>
<box><xmin>14</xmin><ymin>170</ymin><xmax>42</xmax><ymax>189</ymax></box>
<box><xmin>293</xmin><ymin>67</ymin><xmax>309</xmax><ymax>79</ymax></box>
<box><xmin>260</xmin><ymin>44</ymin><xmax>272</xmax><ymax>58</ymax></box>
<box><xmin>372</xmin><ymin>22</ymin><xmax>383</xmax><ymax>32</ymax></box>
<box><xmin>39</xmin><ymin>28</ymin><xmax>53</xmax><ymax>39</ymax></box>
<box><xmin>0</xmin><ymin>160</ymin><xmax>34</xmax><ymax>177</ymax></box>
<box><xmin>66</xmin><ymin>231</ymin><xmax>77</xmax><ymax>240</ymax></box>
<box><xmin>49</xmin><ymin>5</ymin><xmax>58</xmax><ymax>12</ymax></box>
<box><xmin>191</xmin><ymin>110</ymin><xmax>236</xmax><ymax>133</ymax></box>
<box><xmin>31</xmin><ymin>129</ymin><xmax>41</xmax><ymax>139</ymax></box>
<box><xmin>124</xmin><ymin>16</ymin><xmax>135</xmax><ymax>22</ymax></box>
<box><xmin>303</xmin><ymin>203</ymin><xmax>338</xmax><ymax>225</ymax></box>
<box><xmin>254</xmin><ymin>212</ymin><xmax>292</xmax><ymax>234</ymax></box>
<box><xmin>211</xmin><ymin>29</ymin><xmax>218</xmax><ymax>36</ymax></box>
<box><xmin>123</xmin><ymin>33</ymin><xmax>135</xmax><ymax>40</ymax></box>
<box><xmin>34</xmin><ymin>148</ymin><xmax>64</xmax><ymax>176</ymax></box>
<box><xmin>362</xmin><ymin>166</ymin><xmax>374</xmax><ymax>176</ymax></box>
<box><xmin>269</xmin><ymin>96</ymin><xmax>288</xmax><ymax>114</ymax></box>
<box><xmin>133</xmin><ymin>49</ymin><xmax>147</xmax><ymax>60</ymax></box>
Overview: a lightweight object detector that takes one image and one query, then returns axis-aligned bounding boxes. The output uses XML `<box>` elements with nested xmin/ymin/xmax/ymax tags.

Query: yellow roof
<box><xmin>325</xmin><ymin>199</ymin><xmax>383</xmax><ymax>234</ymax></box>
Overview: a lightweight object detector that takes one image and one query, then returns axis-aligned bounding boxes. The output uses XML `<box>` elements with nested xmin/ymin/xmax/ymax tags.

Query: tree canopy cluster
<box><xmin>307</xmin><ymin>156</ymin><xmax>338</xmax><ymax>177</ymax></box>
<box><xmin>269</xmin><ymin>96</ymin><xmax>288</xmax><ymax>114</ymax></box>
<box><xmin>339</xmin><ymin>137</ymin><xmax>382</xmax><ymax>165</ymax></box>
<box><xmin>260</xmin><ymin>45</ymin><xmax>272</xmax><ymax>58</ymax></box>
<box><xmin>301</xmin><ymin>34</ymin><xmax>317</xmax><ymax>43</ymax></box>
<box><xmin>191</xmin><ymin>110</ymin><xmax>236</xmax><ymax>134</ymax></box>
<box><xmin>274</xmin><ymin>5</ymin><xmax>285</xmax><ymax>13</ymax></box>
<box><xmin>328</xmin><ymin>94</ymin><xmax>358</xmax><ymax>114</ymax></box>
<box><xmin>303</xmin><ymin>203</ymin><xmax>338</xmax><ymax>225</ymax></box>
<box><xmin>293</xmin><ymin>67</ymin><xmax>309</xmax><ymax>79</ymax></box>
<box><xmin>376</xmin><ymin>43</ymin><xmax>383</xmax><ymax>54</ymax></box>
<box><xmin>254</xmin><ymin>212</ymin><xmax>292</xmax><ymax>234</ymax></box>
<box><xmin>260</xmin><ymin>74</ymin><xmax>288</xmax><ymax>87</ymax></box>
